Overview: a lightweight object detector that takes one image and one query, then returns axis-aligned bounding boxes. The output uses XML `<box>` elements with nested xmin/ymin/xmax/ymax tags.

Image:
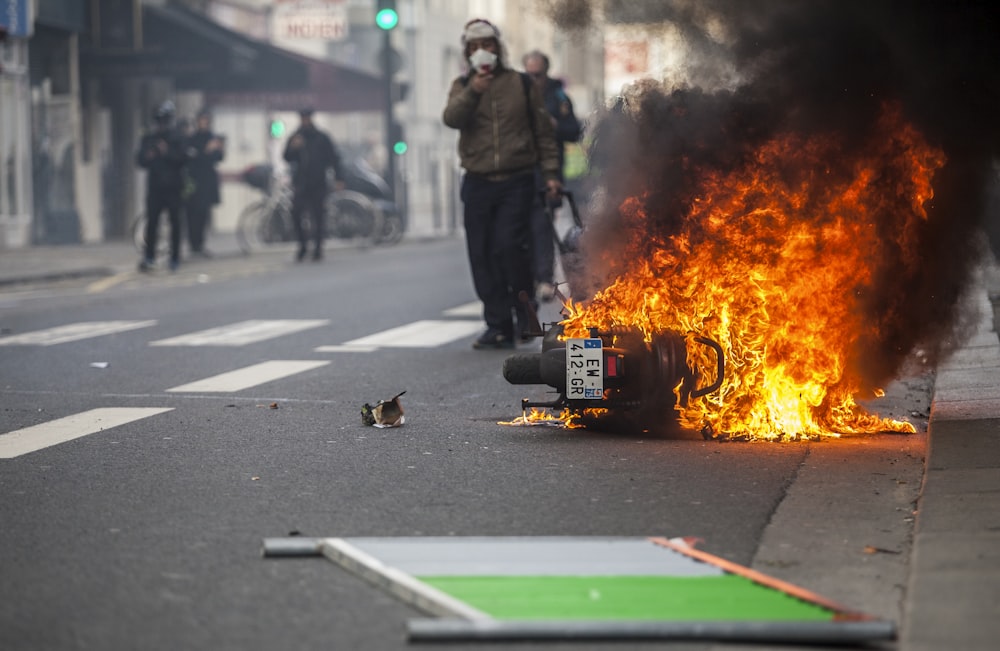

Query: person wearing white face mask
<box><xmin>443</xmin><ymin>18</ymin><xmax>563</xmax><ymax>349</ymax></box>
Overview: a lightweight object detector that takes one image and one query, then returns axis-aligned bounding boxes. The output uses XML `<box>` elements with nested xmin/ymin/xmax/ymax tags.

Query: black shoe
<box><xmin>138</xmin><ymin>258</ymin><xmax>155</xmax><ymax>272</ymax></box>
<box><xmin>295</xmin><ymin>248</ymin><xmax>307</xmax><ymax>262</ymax></box>
<box><xmin>312</xmin><ymin>250</ymin><xmax>323</xmax><ymax>261</ymax></box>
<box><xmin>472</xmin><ymin>328</ymin><xmax>515</xmax><ymax>350</ymax></box>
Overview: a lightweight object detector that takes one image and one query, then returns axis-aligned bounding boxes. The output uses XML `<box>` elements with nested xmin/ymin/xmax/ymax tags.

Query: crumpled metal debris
<box><xmin>362</xmin><ymin>391</ymin><xmax>406</xmax><ymax>428</ymax></box>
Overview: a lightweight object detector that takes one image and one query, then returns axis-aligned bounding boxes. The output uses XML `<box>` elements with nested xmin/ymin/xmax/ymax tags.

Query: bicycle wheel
<box><xmin>131</xmin><ymin>214</ymin><xmax>146</xmax><ymax>254</ymax></box>
<box><xmin>131</xmin><ymin>213</ymin><xmax>170</xmax><ymax>257</ymax></box>
<box><xmin>235</xmin><ymin>200</ymin><xmax>269</xmax><ymax>253</ymax></box>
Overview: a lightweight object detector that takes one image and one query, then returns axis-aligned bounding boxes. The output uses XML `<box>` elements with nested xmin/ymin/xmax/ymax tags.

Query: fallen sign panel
<box><xmin>261</xmin><ymin>536</ymin><xmax>895</xmax><ymax>644</ymax></box>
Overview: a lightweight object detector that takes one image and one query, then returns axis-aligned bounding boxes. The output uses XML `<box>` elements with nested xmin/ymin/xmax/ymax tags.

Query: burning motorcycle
<box><xmin>502</xmin><ymin>190</ymin><xmax>726</xmax><ymax>436</ymax></box>
<box><xmin>503</xmin><ymin>319</ymin><xmax>725</xmax><ymax>436</ymax></box>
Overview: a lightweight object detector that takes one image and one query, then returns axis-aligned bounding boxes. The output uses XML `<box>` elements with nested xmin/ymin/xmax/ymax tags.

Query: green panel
<box><xmin>420</xmin><ymin>575</ymin><xmax>835</xmax><ymax>621</ymax></box>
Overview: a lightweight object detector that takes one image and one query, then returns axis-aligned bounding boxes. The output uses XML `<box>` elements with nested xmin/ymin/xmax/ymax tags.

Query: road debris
<box><xmin>362</xmin><ymin>391</ymin><xmax>406</xmax><ymax>428</ymax></box>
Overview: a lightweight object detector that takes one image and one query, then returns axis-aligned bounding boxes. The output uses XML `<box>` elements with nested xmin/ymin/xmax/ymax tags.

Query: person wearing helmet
<box><xmin>136</xmin><ymin>100</ymin><xmax>187</xmax><ymax>271</ymax></box>
<box><xmin>442</xmin><ymin>19</ymin><xmax>562</xmax><ymax>349</ymax></box>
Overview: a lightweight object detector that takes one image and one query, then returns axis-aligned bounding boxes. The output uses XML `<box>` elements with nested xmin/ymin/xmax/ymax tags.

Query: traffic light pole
<box><xmin>382</xmin><ymin>29</ymin><xmax>397</xmax><ymax>205</ymax></box>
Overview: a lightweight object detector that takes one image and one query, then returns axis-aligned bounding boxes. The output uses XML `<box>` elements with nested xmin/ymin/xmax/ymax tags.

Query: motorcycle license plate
<box><xmin>566</xmin><ymin>338</ymin><xmax>604</xmax><ymax>400</ymax></box>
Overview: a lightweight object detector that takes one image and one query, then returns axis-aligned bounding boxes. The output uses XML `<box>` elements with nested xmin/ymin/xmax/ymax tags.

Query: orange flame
<box><xmin>562</xmin><ymin>105</ymin><xmax>942</xmax><ymax>440</ymax></box>
<box><xmin>499</xmin><ymin>408</ymin><xmax>590</xmax><ymax>428</ymax></box>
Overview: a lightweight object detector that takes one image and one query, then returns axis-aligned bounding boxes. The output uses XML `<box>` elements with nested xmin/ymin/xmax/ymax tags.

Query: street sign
<box><xmin>262</xmin><ymin>536</ymin><xmax>896</xmax><ymax>644</ymax></box>
<box><xmin>378</xmin><ymin>47</ymin><xmax>403</xmax><ymax>76</ymax></box>
<box><xmin>272</xmin><ymin>0</ymin><xmax>348</xmax><ymax>41</ymax></box>
<box><xmin>0</xmin><ymin>0</ymin><xmax>32</xmax><ymax>37</ymax></box>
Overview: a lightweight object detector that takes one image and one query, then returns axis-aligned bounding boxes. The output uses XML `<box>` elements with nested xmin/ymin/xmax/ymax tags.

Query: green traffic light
<box><xmin>375</xmin><ymin>8</ymin><xmax>398</xmax><ymax>30</ymax></box>
<box><xmin>393</xmin><ymin>141</ymin><xmax>407</xmax><ymax>155</ymax></box>
<box><xmin>270</xmin><ymin>120</ymin><xmax>285</xmax><ymax>138</ymax></box>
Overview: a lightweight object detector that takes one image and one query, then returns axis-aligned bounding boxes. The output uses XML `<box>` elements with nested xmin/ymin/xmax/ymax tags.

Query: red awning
<box><xmin>205</xmin><ymin>48</ymin><xmax>384</xmax><ymax>113</ymax></box>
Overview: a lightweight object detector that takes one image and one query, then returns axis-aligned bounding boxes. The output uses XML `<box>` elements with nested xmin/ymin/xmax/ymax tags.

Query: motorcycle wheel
<box><xmin>375</xmin><ymin>213</ymin><xmax>405</xmax><ymax>245</ymax></box>
<box><xmin>329</xmin><ymin>195</ymin><xmax>382</xmax><ymax>249</ymax></box>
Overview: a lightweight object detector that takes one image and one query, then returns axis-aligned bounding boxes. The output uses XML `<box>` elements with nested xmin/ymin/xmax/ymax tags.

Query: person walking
<box><xmin>282</xmin><ymin>108</ymin><xmax>346</xmax><ymax>262</ymax></box>
<box><xmin>136</xmin><ymin>100</ymin><xmax>187</xmax><ymax>272</ymax></box>
<box><xmin>184</xmin><ymin>109</ymin><xmax>225</xmax><ymax>257</ymax></box>
<box><xmin>522</xmin><ymin>50</ymin><xmax>582</xmax><ymax>303</ymax></box>
<box><xmin>443</xmin><ymin>19</ymin><xmax>562</xmax><ymax>349</ymax></box>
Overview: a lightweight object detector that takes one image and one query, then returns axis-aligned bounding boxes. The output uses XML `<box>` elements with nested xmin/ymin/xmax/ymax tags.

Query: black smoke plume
<box><xmin>550</xmin><ymin>0</ymin><xmax>1000</xmax><ymax>386</ymax></box>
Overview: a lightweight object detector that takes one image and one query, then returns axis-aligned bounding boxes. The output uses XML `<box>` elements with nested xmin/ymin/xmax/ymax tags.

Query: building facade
<box><xmin>0</xmin><ymin>0</ymin><xmax>607</xmax><ymax>250</ymax></box>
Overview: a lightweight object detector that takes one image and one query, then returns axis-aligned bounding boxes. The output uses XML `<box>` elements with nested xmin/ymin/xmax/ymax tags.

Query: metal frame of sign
<box><xmin>262</xmin><ymin>535</ymin><xmax>895</xmax><ymax>643</ymax></box>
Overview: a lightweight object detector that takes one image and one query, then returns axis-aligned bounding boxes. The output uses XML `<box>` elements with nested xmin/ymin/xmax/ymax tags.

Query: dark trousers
<box><xmin>186</xmin><ymin>199</ymin><xmax>211</xmax><ymax>252</ymax></box>
<box><xmin>291</xmin><ymin>188</ymin><xmax>327</xmax><ymax>253</ymax></box>
<box><xmin>145</xmin><ymin>190</ymin><xmax>182</xmax><ymax>263</ymax></box>
<box><xmin>461</xmin><ymin>172</ymin><xmax>535</xmax><ymax>335</ymax></box>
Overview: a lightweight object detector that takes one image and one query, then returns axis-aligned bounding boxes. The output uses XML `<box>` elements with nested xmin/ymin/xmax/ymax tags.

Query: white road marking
<box><xmin>317</xmin><ymin>320</ymin><xmax>484</xmax><ymax>351</ymax></box>
<box><xmin>442</xmin><ymin>302</ymin><xmax>482</xmax><ymax>318</ymax></box>
<box><xmin>0</xmin><ymin>407</ymin><xmax>174</xmax><ymax>459</ymax></box>
<box><xmin>313</xmin><ymin>345</ymin><xmax>380</xmax><ymax>353</ymax></box>
<box><xmin>0</xmin><ymin>320</ymin><xmax>158</xmax><ymax>346</ymax></box>
<box><xmin>166</xmin><ymin>360</ymin><xmax>330</xmax><ymax>393</ymax></box>
<box><xmin>149</xmin><ymin>319</ymin><xmax>330</xmax><ymax>347</ymax></box>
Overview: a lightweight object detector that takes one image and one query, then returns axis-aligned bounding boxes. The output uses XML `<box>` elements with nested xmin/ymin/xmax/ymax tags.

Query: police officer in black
<box><xmin>184</xmin><ymin>109</ymin><xmax>225</xmax><ymax>257</ymax></box>
<box><xmin>136</xmin><ymin>101</ymin><xmax>187</xmax><ymax>271</ymax></box>
<box><xmin>282</xmin><ymin>108</ymin><xmax>346</xmax><ymax>262</ymax></box>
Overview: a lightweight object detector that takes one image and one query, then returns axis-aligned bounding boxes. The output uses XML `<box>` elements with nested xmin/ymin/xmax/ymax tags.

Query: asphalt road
<box><xmin>0</xmin><ymin>238</ymin><xmax>929</xmax><ymax>650</ymax></box>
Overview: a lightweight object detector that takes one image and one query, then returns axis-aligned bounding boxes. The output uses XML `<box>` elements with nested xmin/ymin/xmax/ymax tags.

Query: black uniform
<box><xmin>282</xmin><ymin>124</ymin><xmax>345</xmax><ymax>259</ymax></box>
<box><xmin>184</xmin><ymin>129</ymin><xmax>224</xmax><ymax>254</ymax></box>
<box><xmin>136</xmin><ymin>125</ymin><xmax>187</xmax><ymax>267</ymax></box>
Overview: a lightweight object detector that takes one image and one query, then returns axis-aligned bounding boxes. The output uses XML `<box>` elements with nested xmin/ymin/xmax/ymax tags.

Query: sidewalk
<box><xmin>0</xmin><ymin>232</ymin><xmax>248</xmax><ymax>288</ymax></box>
<box><xmin>901</xmin><ymin>258</ymin><xmax>1000</xmax><ymax>650</ymax></box>
<box><xmin>1</xmin><ymin>239</ymin><xmax>998</xmax><ymax>648</ymax></box>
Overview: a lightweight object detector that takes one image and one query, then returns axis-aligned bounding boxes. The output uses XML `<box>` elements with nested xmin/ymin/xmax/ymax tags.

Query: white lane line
<box><xmin>149</xmin><ymin>319</ymin><xmax>330</xmax><ymax>347</ymax></box>
<box><xmin>313</xmin><ymin>345</ymin><xmax>380</xmax><ymax>353</ymax></box>
<box><xmin>442</xmin><ymin>302</ymin><xmax>482</xmax><ymax>318</ymax></box>
<box><xmin>0</xmin><ymin>320</ymin><xmax>158</xmax><ymax>346</ymax></box>
<box><xmin>0</xmin><ymin>407</ymin><xmax>174</xmax><ymax>459</ymax></box>
<box><xmin>166</xmin><ymin>360</ymin><xmax>330</xmax><ymax>393</ymax></box>
<box><xmin>319</xmin><ymin>320</ymin><xmax>484</xmax><ymax>350</ymax></box>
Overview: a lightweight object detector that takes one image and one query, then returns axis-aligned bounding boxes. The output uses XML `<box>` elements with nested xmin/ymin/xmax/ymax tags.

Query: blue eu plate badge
<box><xmin>566</xmin><ymin>338</ymin><xmax>604</xmax><ymax>400</ymax></box>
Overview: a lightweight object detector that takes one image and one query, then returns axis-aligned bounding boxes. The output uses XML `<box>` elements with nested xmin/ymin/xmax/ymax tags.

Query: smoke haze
<box><xmin>549</xmin><ymin>0</ymin><xmax>1000</xmax><ymax>386</ymax></box>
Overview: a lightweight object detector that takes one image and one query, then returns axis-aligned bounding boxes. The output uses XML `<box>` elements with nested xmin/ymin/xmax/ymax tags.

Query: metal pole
<box><xmin>382</xmin><ymin>29</ymin><xmax>397</xmax><ymax>204</ymax></box>
<box><xmin>407</xmin><ymin>618</ymin><xmax>897</xmax><ymax>643</ymax></box>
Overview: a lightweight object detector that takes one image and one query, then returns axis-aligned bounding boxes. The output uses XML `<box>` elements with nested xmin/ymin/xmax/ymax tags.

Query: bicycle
<box><xmin>131</xmin><ymin>211</ymin><xmax>175</xmax><ymax>258</ymax></box>
<box><xmin>235</xmin><ymin>165</ymin><xmax>384</xmax><ymax>254</ymax></box>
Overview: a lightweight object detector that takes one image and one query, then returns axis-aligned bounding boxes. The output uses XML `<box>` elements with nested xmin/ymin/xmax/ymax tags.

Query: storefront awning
<box><xmin>80</xmin><ymin>2</ymin><xmax>384</xmax><ymax>113</ymax></box>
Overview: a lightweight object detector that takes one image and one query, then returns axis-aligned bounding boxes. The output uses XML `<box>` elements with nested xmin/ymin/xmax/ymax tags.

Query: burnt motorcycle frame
<box><xmin>505</xmin><ymin>189</ymin><xmax>725</xmax><ymax>435</ymax></box>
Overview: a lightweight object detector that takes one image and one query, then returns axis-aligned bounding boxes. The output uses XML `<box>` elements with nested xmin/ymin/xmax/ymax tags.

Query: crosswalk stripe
<box><xmin>0</xmin><ymin>320</ymin><xmax>158</xmax><ymax>346</ymax></box>
<box><xmin>0</xmin><ymin>407</ymin><xmax>174</xmax><ymax>459</ymax></box>
<box><xmin>166</xmin><ymin>360</ymin><xmax>330</xmax><ymax>393</ymax></box>
<box><xmin>442</xmin><ymin>302</ymin><xmax>482</xmax><ymax>318</ymax></box>
<box><xmin>316</xmin><ymin>320</ymin><xmax>484</xmax><ymax>351</ymax></box>
<box><xmin>149</xmin><ymin>319</ymin><xmax>330</xmax><ymax>347</ymax></box>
